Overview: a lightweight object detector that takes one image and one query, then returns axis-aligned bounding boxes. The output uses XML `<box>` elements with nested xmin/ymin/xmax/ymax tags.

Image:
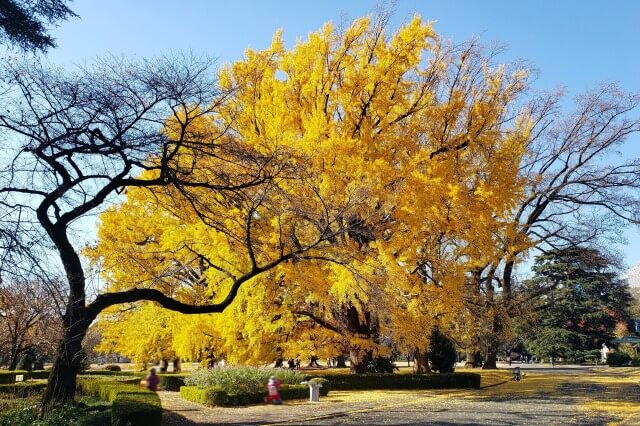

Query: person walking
<box><xmin>145</xmin><ymin>368</ymin><xmax>160</xmax><ymax>392</ymax></box>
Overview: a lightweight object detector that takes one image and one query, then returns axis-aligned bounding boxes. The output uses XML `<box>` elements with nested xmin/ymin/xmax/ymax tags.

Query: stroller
<box><xmin>511</xmin><ymin>366</ymin><xmax>522</xmax><ymax>381</ymax></box>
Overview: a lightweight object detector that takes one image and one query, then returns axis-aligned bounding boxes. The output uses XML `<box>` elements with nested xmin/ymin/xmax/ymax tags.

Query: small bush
<box><xmin>103</xmin><ymin>364</ymin><xmax>121</xmax><ymax>372</ymax></box>
<box><xmin>607</xmin><ymin>351</ymin><xmax>632</xmax><ymax>366</ymax></box>
<box><xmin>112</xmin><ymin>392</ymin><xmax>162</xmax><ymax>426</ymax></box>
<box><xmin>427</xmin><ymin>328</ymin><xmax>457</xmax><ymax>373</ymax></box>
<box><xmin>366</xmin><ymin>356</ymin><xmax>396</xmax><ymax>374</ymax></box>
<box><xmin>185</xmin><ymin>366</ymin><xmax>305</xmax><ymax>394</ymax></box>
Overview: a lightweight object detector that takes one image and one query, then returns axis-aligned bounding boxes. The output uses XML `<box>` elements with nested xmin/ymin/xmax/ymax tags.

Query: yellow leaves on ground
<box><xmin>89</xmin><ymin>13</ymin><xmax>536</xmax><ymax>365</ymax></box>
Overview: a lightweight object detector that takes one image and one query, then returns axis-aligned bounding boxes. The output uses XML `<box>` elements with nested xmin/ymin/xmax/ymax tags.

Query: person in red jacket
<box><xmin>145</xmin><ymin>368</ymin><xmax>160</xmax><ymax>391</ymax></box>
<box><xmin>264</xmin><ymin>376</ymin><xmax>282</xmax><ymax>404</ymax></box>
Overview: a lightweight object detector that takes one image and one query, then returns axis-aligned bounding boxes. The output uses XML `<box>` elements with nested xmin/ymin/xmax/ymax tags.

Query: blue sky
<box><xmin>44</xmin><ymin>0</ymin><xmax>640</xmax><ymax>267</ymax></box>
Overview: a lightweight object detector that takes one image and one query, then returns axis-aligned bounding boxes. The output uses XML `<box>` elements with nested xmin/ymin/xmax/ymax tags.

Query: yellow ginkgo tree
<box><xmin>89</xmin><ymin>13</ymin><xmax>534</xmax><ymax>373</ymax></box>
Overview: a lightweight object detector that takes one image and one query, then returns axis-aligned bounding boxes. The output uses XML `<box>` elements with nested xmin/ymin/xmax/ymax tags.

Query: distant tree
<box><xmin>518</xmin><ymin>247</ymin><xmax>632</xmax><ymax>362</ymax></box>
<box><xmin>0</xmin><ymin>280</ymin><xmax>63</xmax><ymax>370</ymax></box>
<box><xmin>0</xmin><ymin>0</ymin><xmax>77</xmax><ymax>52</ymax></box>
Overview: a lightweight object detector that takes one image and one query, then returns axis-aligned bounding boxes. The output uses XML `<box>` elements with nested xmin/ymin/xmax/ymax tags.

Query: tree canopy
<box><xmin>0</xmin><ymin>0</ymin><xmax>77</xmax><ymax>52</ymax></box>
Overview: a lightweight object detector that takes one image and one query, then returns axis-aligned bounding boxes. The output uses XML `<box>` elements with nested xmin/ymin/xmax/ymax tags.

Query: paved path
<box><xmin>159</xmin><ymin>390</ymin><xmax>609</xmax><ymax>425</ymax></box>
<box><xmin>159</xmin><ymin>367</ymin><xmax>637</xmax><ymax>425</ymax></box>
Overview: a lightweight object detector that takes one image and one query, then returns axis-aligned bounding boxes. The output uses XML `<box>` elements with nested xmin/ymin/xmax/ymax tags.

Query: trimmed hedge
<box><xmin>77</xmin><ymin>376</ymin><xmax>143</xmax><ymax>400</ymax></box>
<box><xmin>28</xmin><ymin>370</ymin><xmax>51</xmax><ymax>380</ymax></box>
<box><xmin>79</xmin><ymin>370</ymin><xmax>142</xmax><ymax>377</ymax></box>
<box><xmin>158</xmin><ymin>374</ymin><xmax>187</xmax><ymax>391</ymax></box>
<box><xmin>77</xmin><ymin>377</ymin><xmax>161</xmax><ymax>426</ymax></box>
<box><xmin>0</xmin><ymin>381</ymin><xmax>48</xmax><ymax>396</ymax></box>
<box><xmin>104</xmin><ymin>364</ymin><xmax>122</xmax><ymax>371</ymax></box>
<box><xmin>180</xmin><ymin>384</ymin><xmax>309</xmax><ymax>407</ymax></box>
<box><xmin>0</xmin><ymin>370</ymin><xmax>28</xmax><ymax>384</ymax></box>
<box><xmin>112</xmin><ymin>392</ymin><xmax>162</xmax><ymax>426</ymax></box>
<box><xmin>307</xmin><ymin>373</ymin><xmax>481</xmax><ymax>390</ymax></box>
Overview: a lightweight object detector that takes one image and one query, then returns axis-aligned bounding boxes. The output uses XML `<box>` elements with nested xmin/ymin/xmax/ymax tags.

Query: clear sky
<box><xmin>42</xmin><ymin>0</ymin><xmax>640</xmax><ymax>267</ymax></box>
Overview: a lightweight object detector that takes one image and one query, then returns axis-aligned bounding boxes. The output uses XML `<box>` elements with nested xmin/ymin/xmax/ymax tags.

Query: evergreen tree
<box><xmin>519</xmin><ymin>247</ymin><xmax>632</xmax><ymax>361</ymax></box>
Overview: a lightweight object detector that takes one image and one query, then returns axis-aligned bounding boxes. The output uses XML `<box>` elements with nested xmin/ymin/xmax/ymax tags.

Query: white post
<box><xmin>301</xmin><ymin>381</ymin><xmax>322</xmax><ymax>402</ymax></box>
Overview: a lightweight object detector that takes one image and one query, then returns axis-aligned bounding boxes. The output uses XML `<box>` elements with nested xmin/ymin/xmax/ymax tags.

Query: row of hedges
<box><xmin>78</xmin><ymin>371</ymin><xmax>186</xmax><ymax>391</ymax></box>
<box><xmin>77</xmin><ymin>377</ymin><xmax>161</xmax><ymax>426</ymax></box>
<box><xmin>180</xmin><ymin>384</ymin><xmax>309</xmax><ymax>407</ymax></box>
<box><xmin>306</xmin><ymin>373</ymin><xmax>481</xmax><ymax>390</ymax></box>
<box><xmin>0</xmin><ymin>370</ymin><xmax>50</xmax><ymax>384</ymax></box>
<box><xmin>0</xmin><ymin>381</ymin><xmax>48</xmax><ymax>396</ymax></box>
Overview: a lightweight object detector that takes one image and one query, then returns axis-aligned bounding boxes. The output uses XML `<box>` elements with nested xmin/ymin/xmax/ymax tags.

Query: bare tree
<box><xmin>466</xmin><ymin>84</ymin><xmax>640</xmax><ymax>368</ymax></box>
<box><xmin>0</xmin><ymin>279</ymin><xmax>63</xmax><ymax>369</ymax></box>
<box><xmin>0</xmin><ymin>55</ymin><xmax>301</xmax><ymax>411</ymax></box>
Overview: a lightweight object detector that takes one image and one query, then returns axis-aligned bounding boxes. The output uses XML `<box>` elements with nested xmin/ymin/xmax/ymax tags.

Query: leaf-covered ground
<box><xmin>160</xmin><ymin>366</ymin><xmax>640</xmax><ymax>425</ymax></box>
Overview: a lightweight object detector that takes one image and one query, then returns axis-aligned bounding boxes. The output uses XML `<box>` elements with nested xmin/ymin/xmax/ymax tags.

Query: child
<box><xmin>145</xmin><ymin>368</ymin><xmax>160</xmax><ymax>391</ymax></box>
<box><xmin>265</xmin><ymin>375</ymin><xmax>282</xmax><ymax>404</ymax></box>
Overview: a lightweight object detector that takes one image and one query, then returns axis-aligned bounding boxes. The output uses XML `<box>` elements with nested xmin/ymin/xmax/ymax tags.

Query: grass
<box><xmin>0</xmin><ymin>396</ymin><xmax>111</xmax><ymax>426</ymax></box>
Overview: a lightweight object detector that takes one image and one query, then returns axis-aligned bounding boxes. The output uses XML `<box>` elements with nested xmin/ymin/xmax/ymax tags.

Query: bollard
<box><xmin>300</xmin><ymin>381</ymin><xmax>322</xmax><ymax>402</ymax></box>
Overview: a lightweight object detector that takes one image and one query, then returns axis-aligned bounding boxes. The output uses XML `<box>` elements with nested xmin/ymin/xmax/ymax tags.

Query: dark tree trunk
<box><xmin>39</xmin><ymin>225</ymin><xmax>91</xmax><ymax>414</ymax></box>
<box><xmin>413</xmin><ymin>348</ymin><xmax>431</xmax><ymax>373</ymax></box>
<box><xmin>349</xmin><ymin>349</ymin><xmax>372</xmax><ymax>374</ymax></box>
<box><xmin>335</xmin><ymin>354</ymin><xmax>347</xmax><ymax>368</ymax></box>
<box><xmin>464</xmin><ymin>351</ymin><xmax>483</xmax><ymax>368</ymax></box>
<box><xmin>160</xmin><ymin>359</ymin><xmax>168</xmax><ymax>372</ymax></box>
<box><xmin>483</xmin><ymin>347</ymin><xmax>498</xmax><ymax>370</ymax></box>
<box><xmin>40</xmin><ymin>311</ymin><xmax>90</xmax><ymax>414</ymax></box>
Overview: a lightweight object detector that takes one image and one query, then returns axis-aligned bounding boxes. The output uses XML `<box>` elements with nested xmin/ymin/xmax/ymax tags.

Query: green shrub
<box><xmin>77</xmin><ymin>376</ymin><xmax>144</xmax><ymax>401</ymax></box>
<box><xmin>79</xmin><ymin>370</ymin><xmax>142</xmax><ymax>377</ymax></box>
<box><xmin>179</xmin><ymin>386</ymin><xmax>211</xmax><ymax>405</ymax></box>
<box><xmin>77</xmin><ymin>377</ymin><xmax>161</xmax><ymax>425</ymax></box>
<box><xmin>366</xmin><ymin>356</ymin><xmax>396</xmax><ymax>374</ymax></box>
<box><xmin>0</xmin><ymin>382</ymin><xmax>48</xmax><ymax>396</ymax></box>
<box><xmin>111</xmin><ymin>392</ymin><xmax>162</xmax><ymax>426</ymax></box>
<box><xmin>309</xmin><ymin>373</ymin><xmax>480</xmax><ymax>390</ymax></box>
<box><xmin>16</xmin><ymin>354</ymin><xmax>33</xmax><ymax>372</ymax></box>
<box><xmin>427</xmin><ymin>328</ymin><xmax>457</xmax><ymax>373</ymax></box>
<box><xmin>184</xmin><ymin>366</ymin><xmax>305</xmax><ymax>394</ymax></box>
<box><xmin>28</xmin><ymin>370</ymin><xmax>50</xmax><ymax>380</ymax></box>
<box><xmin>157</xmin><ymin>373</ymin><xmax>187</xmax><ymax>391</ymax></box>
<box><xmin>103</xmin><ymin>364</ymin><xmax>121</xmax><ymax>372</ymax></box>
<box><xmin>309</xmin><ymin>377</ymin><xmax>331</xmax><ymax>396</ymax></box>
<box><xmin>0</xmin><ymin>401</ymin><xmax>111</xmax><ymax>426</ymax></box>
<box><xmin>607</xmin><ymin>351</ymin><xmax>632</xmax><ymax>366</ymax></box>
<box><xmin>33</xmin><ymin>359</ymin><xmax>44</xmax><ymax>371</ymax></box>
<box><xmin>180</xmin><ymin>384</ymin><xmax>309</xmax><ymax>407</ymax></box>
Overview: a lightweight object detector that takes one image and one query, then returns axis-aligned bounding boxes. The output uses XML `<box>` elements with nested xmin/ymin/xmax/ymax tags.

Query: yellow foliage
<box><xmin>89</xmin><ymin>13</ymin><xmax>533</xmax><ymax>364</ymax></box>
